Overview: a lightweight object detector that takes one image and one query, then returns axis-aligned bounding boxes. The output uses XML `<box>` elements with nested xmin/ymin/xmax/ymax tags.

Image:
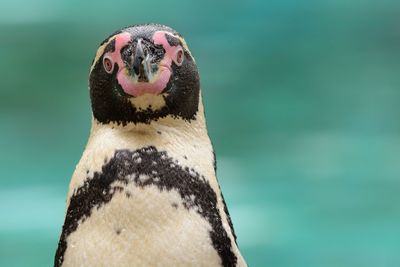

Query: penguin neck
<box><xmin>89</xmin><ymin>93</ymin><xmax>208</xmax><ymax>140</ymax></box>
<box><xmin>68</xmin><ymin>93</ymin><xmax>215</xmax><ymax>205</ymax></box>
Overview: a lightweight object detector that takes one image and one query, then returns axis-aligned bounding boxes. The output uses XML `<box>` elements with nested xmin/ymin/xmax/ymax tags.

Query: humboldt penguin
<box><xmin>55</xmin><ymin>23</ymin><xmax>247</xmax><ymax>267</ymax></box>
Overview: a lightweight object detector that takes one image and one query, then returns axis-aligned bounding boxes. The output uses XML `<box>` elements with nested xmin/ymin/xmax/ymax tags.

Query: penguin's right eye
<box><xmin>103</xmin><ymin>56</ymin><xmax>114</xmax><ymax>73</ymax></box>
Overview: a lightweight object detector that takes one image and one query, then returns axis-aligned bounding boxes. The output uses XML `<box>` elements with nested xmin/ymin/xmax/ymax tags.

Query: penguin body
<box><xmin>55</xmin><ymin>24</ymin><xmax>247</xmax><ymax>267</ymax></box>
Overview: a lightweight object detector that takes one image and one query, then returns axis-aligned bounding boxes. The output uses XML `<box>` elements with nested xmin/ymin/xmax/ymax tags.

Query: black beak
<box><xmin>132</xmin><ymin>39</ymin><xmax>149</xmax><ymax>82</ymax></box>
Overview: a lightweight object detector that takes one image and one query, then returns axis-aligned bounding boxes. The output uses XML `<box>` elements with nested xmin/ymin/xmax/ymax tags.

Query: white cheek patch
<box><xmin>128</xmin><ymin>93</ymin><xmax>167</xmax><ymax>111</ymax></box>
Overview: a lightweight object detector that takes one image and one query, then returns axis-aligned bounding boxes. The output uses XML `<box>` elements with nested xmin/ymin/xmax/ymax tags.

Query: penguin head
<box><xmin>89</xmin><ymin>24</ymin><xmax>200</xmax><ymax>125</ymax></box>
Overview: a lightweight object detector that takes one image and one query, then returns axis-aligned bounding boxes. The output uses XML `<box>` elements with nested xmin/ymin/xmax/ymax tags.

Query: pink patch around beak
<box><xmin>104</xmin><ymin>31</ymin><xmax>183</xmax><ymax>97</ymax></box>
<box><xmin>117</xmin><ymin>65</ymin><xmax>172</xmax><ymax>97</ymax></box>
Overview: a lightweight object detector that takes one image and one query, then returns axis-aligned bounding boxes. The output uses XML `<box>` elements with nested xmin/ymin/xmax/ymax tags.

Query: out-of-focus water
<box><xmin>1</xmin><ymin>1</ymin><xmax>400</xmax><ymax>266</ymax></box>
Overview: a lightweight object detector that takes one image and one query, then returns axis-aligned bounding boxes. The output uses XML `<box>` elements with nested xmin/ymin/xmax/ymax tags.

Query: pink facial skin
<box><xmin>103</xmin><ymin>31</ymin><xmax>183</xmax><ymax>97</ymax></box>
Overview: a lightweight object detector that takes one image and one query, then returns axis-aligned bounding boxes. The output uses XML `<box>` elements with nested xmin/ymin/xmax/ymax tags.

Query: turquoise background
<box><xmin>1</xmin><ymin>0</ymin><xmax>400</xmax><ymax>266</ymax></box>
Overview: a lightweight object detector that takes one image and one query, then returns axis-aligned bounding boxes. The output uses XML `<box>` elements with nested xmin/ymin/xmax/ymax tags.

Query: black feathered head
<box><xmin>89</xmin><ymin>24</ymin><xmax>200</xmax><ymax>125</ymax></box>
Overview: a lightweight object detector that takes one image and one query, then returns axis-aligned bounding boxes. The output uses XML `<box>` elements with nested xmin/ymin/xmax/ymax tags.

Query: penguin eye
<box><xmin>103</xmin><ymin>56</ymin><xmax>114</xmax><ymax>73</ymax></box>
<box><xmin>175</xmin><ymin>48</ymin><xmax>184</xmax><ymax>66</ymax></box>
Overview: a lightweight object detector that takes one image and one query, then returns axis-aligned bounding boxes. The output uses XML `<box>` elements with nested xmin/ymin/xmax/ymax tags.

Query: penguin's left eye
<box><xmin>103</xmin><ymin>56</ymin><xmax>114</xmax><ymax>73</ymax></box>
<box><xmin>174</xmin><ymin>48</ymin><xmax>184</xmax><ymax>66</ymax></box>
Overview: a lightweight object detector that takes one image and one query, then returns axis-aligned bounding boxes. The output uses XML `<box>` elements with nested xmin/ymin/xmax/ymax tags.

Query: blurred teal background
<box><xmin>1</xmin><ymin>0</ymin><xmax>400</xmax><ymax>266</ymax></box>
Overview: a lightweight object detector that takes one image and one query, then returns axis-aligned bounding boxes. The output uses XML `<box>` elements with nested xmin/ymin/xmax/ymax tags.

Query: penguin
<box><xmin>54</xmin><ymin>24</ymin><xmax>247</xmax><ymax>267</ymax></box>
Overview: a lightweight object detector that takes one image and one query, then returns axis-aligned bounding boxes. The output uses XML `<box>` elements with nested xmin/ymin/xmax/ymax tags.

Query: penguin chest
<box><xmin>63</xmin><ymin>184</ymin><xmax>221</xmax><ymax>267</ymax></box>
<box><xmin>59</xmin><ymin>147</ymin><xmax>224</xmax><ymax>267</ymax></box>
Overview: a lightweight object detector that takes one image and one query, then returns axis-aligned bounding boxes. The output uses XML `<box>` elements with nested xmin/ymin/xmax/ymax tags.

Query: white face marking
<box><xmin>128</xmin><ymin>93</ymin><xmax>167</xmax><ymax>111</ymax></box>
<box><xmin>90</xmin><ymin>36</ymin><xmax>117</xmax><ymax>73</ymax></box>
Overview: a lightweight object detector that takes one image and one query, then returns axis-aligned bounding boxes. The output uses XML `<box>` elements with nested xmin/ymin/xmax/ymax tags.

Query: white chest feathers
<box><xmin>55</xmin><ymin>119</ymin><xmax>247</xmax><ymax>267</ymax></box>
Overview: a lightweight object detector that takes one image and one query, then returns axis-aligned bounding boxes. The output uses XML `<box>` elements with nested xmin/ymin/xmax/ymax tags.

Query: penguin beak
<box><xmin>132</xmin><ymin>39</ymin><xmax>151</xmax><ymax>82</ymax></box>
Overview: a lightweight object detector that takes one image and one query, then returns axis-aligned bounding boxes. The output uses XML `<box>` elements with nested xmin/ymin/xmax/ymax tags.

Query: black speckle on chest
<box><xmin>55</xmin><ymin>146</ymin><xmax>237</xmax><ymax>267</ymax></box>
